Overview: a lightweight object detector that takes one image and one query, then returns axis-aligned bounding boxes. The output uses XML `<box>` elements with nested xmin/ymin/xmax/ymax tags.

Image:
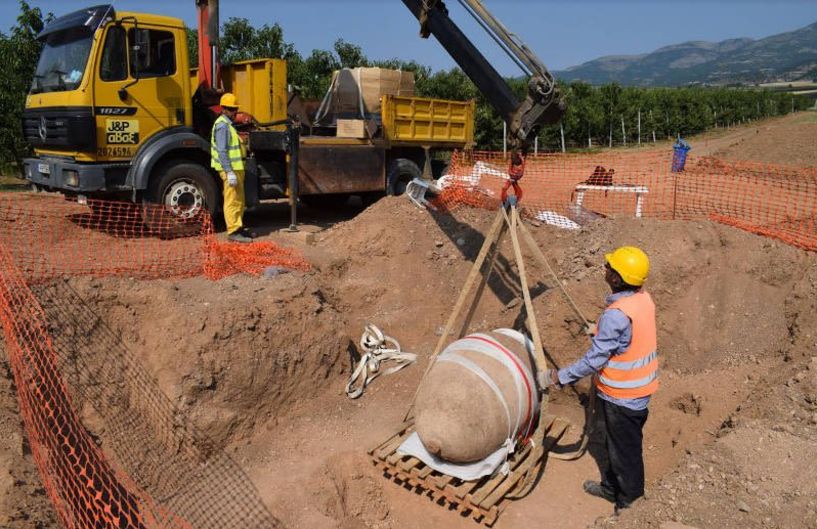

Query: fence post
<box><xmin>503</xmin><ymin>121</ymin><xmax>507</xmax><ymax>158</ymax></box>
<box><xmin>534</xmin><ymin>136</ymin><xmax>539</xmax><ymax>155</ymax></box>
<box><xmin>637</xmin><ymin>109</ymin><xmax>641</xmax><ymax>146</ymax></box>
<box><xmin>672</xmin><ymin>169</ymin><xmax>679</xmax><ymax>221</ymax></box>
<box><xmin>560</xmin><ymin>124</ymin><xmax>566</xmax><ymax>153</ymax></box>
<box><xmin>621</xmin><ymin>116</ymin><xmax>626</xmax><ymax>147</ymax></box>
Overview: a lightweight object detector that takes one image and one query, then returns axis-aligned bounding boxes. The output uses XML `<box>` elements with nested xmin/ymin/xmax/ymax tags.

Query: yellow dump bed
<box><xmin>381</xmin><ymin>95</ymin><xmax>475</xmax><ymax>148</ymax></box>
<box><xmin>191</xmin><ymin>58</ymin><xmax>288</xmax><ymax>127</ymax></box>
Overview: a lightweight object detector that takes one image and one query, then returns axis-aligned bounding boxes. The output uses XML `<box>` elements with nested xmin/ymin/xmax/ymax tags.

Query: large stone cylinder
<box><xmin>414</xmin><ymin>329</ymin><xmax>539</xmax><ymax>463</ymax></box>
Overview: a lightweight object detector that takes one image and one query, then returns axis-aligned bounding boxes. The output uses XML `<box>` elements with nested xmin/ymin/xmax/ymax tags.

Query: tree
<box><xmin>0</xmin><ymin>1</ymin><xmax>50</xmax><ymax>176</ymax></box>
<box><xmin>334</xmin><ymin>39</ymin><xmax>367</xmax><ymax>69</ymax></box>
<box><xmin>219</xmin><ymin>17</ymin><xmax>298</xmax><ymax>65</ymax></box>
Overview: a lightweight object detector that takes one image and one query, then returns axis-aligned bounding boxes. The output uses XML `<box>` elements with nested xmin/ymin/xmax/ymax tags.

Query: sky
<box><xmin>3</xmin><ymin>1</ymin><xmax>816</xmax><ymax>75</ymax></box>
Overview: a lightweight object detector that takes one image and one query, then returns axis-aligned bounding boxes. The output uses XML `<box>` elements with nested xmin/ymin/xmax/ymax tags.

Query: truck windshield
<box><xmin>31</xmin><ymin>26</ymin><xmax>94</xmax><ymax>94</ymax></box>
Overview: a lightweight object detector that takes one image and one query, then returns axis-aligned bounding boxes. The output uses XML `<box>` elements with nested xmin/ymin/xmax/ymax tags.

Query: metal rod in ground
<box><xmin>287</xmin><ymin>124</ymin><xmax>300</xmax><ymax>231</ymax></box>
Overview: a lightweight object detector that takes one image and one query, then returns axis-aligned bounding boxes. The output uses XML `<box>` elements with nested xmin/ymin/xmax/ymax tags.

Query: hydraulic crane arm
<box><xmin>401</xmin><ymin>0</ymin><xmax>565</xmax><ymax>152</ymax></box>
<box><xmin>195</xmin><ymin>0</ymin><xmax>221</xmax><ymax>90</ymax></box>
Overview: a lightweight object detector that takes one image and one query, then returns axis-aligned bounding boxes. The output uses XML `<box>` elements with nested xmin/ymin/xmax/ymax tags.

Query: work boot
<box><xmin>583</xmin><ymin>480</ymin><xmax>616</xmax><ymax>503</ymax></box>
<box><xmin>227</xmin><ymin>230</ymin><xmax>252</xmax><ymax>243</ymax></box>
<box><xmin>238</xmin><ymin>227</ymin><xmax>257</xmax><ymax>239</ymax></box>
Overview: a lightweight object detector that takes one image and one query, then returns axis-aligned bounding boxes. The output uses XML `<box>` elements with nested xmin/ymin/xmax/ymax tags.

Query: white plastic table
<box><xmin>573</xmin><ymin>184</ymin><xmax>650</xmax><ymax>218</ymax></box>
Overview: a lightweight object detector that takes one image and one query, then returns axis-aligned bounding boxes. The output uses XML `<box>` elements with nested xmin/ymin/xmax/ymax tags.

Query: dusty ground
<box><xmin>1</xmin><ymin>111</ymin><xmax>816</xmax><ymax>529</ymax></box>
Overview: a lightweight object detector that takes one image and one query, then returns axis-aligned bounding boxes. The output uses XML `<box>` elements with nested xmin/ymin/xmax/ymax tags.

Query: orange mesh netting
<box><xmin>436</xmin><ymin>150</ymin><xmax>817</xmax><ymax>250</ymax></box>
<box><xmin>0</xmin><ymin>194</ymin><xmax>304</xmax><ymax>529</ymax></box>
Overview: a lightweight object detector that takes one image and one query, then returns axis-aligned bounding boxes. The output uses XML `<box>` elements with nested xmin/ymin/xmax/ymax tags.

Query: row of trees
<box><xmin>0</xmin><ymin>2</ymin><xmax>811</xmax><ymax>171</ymax></box>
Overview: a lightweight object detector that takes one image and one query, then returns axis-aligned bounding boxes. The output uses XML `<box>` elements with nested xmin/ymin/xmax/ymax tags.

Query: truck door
<box><xmin>93</xmin><ymin>23</ymin><xmax>185</xmax><ymax>161</ymax></box>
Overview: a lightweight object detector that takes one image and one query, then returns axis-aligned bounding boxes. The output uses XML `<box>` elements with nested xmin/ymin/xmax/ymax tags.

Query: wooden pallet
<box><xmin>368</xmin><ymin>416</ymin><xmax>570</xmax><ymax>526</ymax></box>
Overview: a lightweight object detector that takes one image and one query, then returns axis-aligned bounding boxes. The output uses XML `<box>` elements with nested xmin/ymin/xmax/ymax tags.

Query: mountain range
<box><xmin>555</xmin><ymin>21</ymin><xmax>817</xmax><ymax>86</ymax></box>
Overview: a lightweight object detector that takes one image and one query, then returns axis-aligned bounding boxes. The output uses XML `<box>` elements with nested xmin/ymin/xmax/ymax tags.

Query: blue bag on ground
<box><xmin>672</xmin><ymin>138</ymin><xmax>691</xmax><ymax>172</ymax></box>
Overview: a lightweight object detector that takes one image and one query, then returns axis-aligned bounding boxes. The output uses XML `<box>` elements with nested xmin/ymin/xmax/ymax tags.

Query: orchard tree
<box><xmin>0</xmin><ymin>1</ymin><xmax>50</xmax><ymax>175</ymax></box>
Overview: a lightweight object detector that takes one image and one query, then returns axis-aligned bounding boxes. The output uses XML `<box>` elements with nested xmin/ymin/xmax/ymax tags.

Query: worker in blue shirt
<box><xmin>539</xmin><ymin>246</ymin><xmax>658</xmax><ymax>512</ymax></box>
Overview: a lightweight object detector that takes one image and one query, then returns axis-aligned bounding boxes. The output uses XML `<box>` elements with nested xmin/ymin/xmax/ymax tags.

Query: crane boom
<box><xmin>401</xmin><ymin>0</ymin><xmax>565</xmax><ymax>152</ymax></box>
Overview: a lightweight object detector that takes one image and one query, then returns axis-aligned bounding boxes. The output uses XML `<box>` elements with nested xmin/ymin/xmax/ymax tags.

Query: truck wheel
<box><xmin>143</xmin><ymin>160</ymin><xmax>220</xmax><ymax>238</ymax></box>
<box><xmin>387</xmin><ymin>159</ymin><xmax>421</xmax><ymax>196</ymax></box>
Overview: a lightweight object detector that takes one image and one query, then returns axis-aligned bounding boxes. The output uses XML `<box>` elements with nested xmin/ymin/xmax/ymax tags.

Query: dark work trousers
<box><xmin>599</xmin><ymin>397</ymin><xmax>649</xmax><ymax>508</ymax></box>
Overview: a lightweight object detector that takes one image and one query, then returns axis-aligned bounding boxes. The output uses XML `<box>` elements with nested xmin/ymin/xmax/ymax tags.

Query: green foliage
<box><xmin>186</xmin><ymin>27</ymin><xmax>198</xmax><ymax>67</ymax></box>
<box><xmin>0</xmin><ymin>1</ymin><xmax>50</xmax><ymax>175</ymax></box>
<box><xmin>219</xmin><ymin>17</ymin><xmax>298</xmax><ymax>64</ymax></box>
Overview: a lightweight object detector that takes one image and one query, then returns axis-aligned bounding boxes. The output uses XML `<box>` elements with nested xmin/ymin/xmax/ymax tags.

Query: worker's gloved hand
<box><xmin>227</xmin><ymin>171</ymin><xmax>238</xmax><ymax>187</ymax></box>
<box><xmin>584</xmin><ymin>321</ymin><xmax>597</xmax><ymax>336</ymax></box>
<box><xmin>536</xmin><ymin>369</ymin><xmax>560</xmax><ymax>391</ymax></box>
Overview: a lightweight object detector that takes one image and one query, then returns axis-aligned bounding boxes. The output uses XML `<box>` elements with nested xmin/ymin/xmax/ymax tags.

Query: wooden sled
<box><xmin>369</xmin><ymin>416</ymin><xmax>570</xmax><ymax>526</ymax></box>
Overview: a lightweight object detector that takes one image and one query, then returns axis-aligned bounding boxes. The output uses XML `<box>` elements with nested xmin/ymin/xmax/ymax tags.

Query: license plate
<box><xmin>38</xmin><ymin>163</ymin><xmax>50</xmax><ymax>175</ymax></box>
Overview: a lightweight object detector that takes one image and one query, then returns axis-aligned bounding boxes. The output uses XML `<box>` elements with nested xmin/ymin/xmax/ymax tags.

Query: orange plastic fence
<box><xmin>0</xmin><ymin>194</ymin><xmax>299</xmax><ymax>529</ymax></box>
<box><xmin>437</xmin><ymin>150</ymin><xmax>817</xmax><ymax>251</ymax></box>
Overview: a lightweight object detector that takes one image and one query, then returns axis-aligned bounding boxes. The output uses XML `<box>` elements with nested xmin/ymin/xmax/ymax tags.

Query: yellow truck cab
<box><xmin>23</xmin><ymin>5</ymin><xmax>475</xmax><ymax>228</ymax></box>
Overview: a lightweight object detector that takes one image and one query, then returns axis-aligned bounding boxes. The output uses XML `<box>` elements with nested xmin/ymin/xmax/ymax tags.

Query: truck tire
<box><xmin>143</xmin><ymin>160</ymin><xmax>220</xmax><ymax>238</ymax></box>
<box><xmin>387</xmin><ymin>158</ymin><xmax>421</xmax><ymax>196</ymax></box>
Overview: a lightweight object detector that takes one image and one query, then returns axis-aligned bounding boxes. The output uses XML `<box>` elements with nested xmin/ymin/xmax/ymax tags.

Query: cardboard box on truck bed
<box><xmin>332</xmin><ymin>67</ymin><xmax>415</xmax><ymax>116</ymax></box>
<box><xmin>336</xmin><ymin>119</ymin><xmax>378</xmax><ymax>139</ymax></box>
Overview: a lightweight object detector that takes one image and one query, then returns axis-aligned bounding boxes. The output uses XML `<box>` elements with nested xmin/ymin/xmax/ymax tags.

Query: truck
<box><xmin>21</xmin><ymin>1</ymin><xmax>565</xmax><ymax>233</ymax></box>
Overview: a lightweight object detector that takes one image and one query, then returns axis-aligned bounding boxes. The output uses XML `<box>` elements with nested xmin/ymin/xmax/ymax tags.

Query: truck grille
<box><xmin>22</xmin><ymin>107</ymin><xmax>96</xmax><ymax>151</ymax></box>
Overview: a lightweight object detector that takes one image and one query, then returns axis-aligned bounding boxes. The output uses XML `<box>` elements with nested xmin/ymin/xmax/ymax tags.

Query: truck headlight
<box><xmin>63</xmin><ymin>170</ymin><xmax>79</xmax><ymax>187</ymax></box>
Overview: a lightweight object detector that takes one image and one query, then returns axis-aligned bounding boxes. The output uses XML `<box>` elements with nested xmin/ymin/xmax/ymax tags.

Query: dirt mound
<box><xmin>62</xmin><ymin>272</ymin><xmax>351</xmax><ymax>449</ymax></box>
<box><xmin>321</xmin><ymin>197</ymin><xmax>810</xmax><ymax>375</ymax></box>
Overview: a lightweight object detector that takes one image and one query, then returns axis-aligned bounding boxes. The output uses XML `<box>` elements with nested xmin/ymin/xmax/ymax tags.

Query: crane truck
<box><xmin>21</xmin><ymin>0</ymin><xmax>564</xmax><ymax>233</ymax></box>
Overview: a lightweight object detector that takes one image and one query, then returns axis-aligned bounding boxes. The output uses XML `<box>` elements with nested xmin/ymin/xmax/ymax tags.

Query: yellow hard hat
<box><xmin>220</xmin><ymin>93</ymin><xmax>239</xmax><ymax>109</ymax></box>
<box><xmin>605</xmin><ymin>246</ymin><xmax>650</xmax><ymax>287</ymax></box>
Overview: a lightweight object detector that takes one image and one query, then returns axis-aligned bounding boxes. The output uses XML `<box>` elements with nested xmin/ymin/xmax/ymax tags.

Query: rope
<box><xmin>346</xmin><ymin>324</ymin><xmax>417</xmax><ymax>399</ymax></box>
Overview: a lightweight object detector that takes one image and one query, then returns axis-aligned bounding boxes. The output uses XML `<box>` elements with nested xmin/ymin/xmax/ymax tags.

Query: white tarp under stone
<box><xmin>397</xmin><ymin>431</ymin><xmax>511</xmax><ymax>481</ymax></box>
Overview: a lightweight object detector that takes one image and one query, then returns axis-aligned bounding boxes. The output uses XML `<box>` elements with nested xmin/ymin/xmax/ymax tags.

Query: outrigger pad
<box><xmin>368</xmin><ymin>416</ymin><xmax>570</xmax><ymax>527</ymax></box>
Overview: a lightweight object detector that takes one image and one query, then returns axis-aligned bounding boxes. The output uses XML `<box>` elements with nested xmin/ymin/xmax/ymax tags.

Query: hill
<box><xmin>557</xmin><ymin>21</ymin><xmax>817</xmax><ymax>86</ymax></box>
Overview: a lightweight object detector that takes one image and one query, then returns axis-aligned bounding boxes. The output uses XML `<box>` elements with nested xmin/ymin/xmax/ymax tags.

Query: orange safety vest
<box><xmin>595</xmin><ymin>291</ymin><xmax>659</xmax><ymax>399</ymax></box>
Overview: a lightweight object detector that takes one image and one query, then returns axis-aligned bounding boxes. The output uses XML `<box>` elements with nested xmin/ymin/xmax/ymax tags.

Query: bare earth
<box><xmin>1</xmin><ymin>111</ymin><xmax>817</xmax><ymax>529</ymax></box>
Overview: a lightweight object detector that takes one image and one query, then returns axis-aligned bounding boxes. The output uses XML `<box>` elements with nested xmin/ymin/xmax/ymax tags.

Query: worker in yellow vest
<box><xmin>538</xmin><ymin>246</ymin><xmax>657</xmax><ymax>513</ymax></box>
<box><xmin>211</xmin><ymin>93</ymin><xmax>253</xmax><ymax>243</ymax></box>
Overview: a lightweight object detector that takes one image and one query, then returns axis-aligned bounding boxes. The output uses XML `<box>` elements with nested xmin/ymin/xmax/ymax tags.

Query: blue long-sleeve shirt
<box><xmin>213</xmin><ymin>118</ymin><xmax>235</xmax><ymax>173</ymax></box>
<box><xmin>557</xmin><ymin>290</ymin><xmax>651</xmax><ymax>411</ymax></box>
